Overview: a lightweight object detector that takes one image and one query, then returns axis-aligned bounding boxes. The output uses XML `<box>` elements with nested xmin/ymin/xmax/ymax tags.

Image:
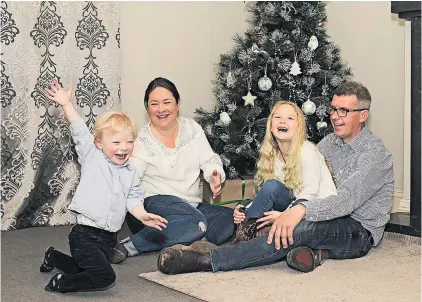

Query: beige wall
<box><xmin>121</xmin><ymin>1</ymin><xmax>405</xmax><ymax>189</ymax></box>
<box><xmin>120</xmin><ymin>1</ymin><xmax>248</xmax><ymax>127</ymax></box>
<box><xmin>325</xmin><ymin>1</ymin><xmax>405</xmax><ymax>189</ymax></box>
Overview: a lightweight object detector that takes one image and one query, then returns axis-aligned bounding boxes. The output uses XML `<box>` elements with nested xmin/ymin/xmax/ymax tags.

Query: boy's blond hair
<box><xmin>94</xmin><ymin>111</ymin><xmax>138</xmax><ymax>141</ymax></box>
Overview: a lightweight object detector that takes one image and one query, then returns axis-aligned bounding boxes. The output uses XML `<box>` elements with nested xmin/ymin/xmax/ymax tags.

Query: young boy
<box><xmin>40</xmin><ymin>81</ymin><xmax>168</xmax><ymax>293</ymax></box>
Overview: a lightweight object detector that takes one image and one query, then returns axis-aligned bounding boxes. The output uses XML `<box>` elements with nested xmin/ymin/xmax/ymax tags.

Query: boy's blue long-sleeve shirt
<box><xmin>68</xmin><ymin>119</ymin><xmax>145</xmax><ymax>232</ymax></box>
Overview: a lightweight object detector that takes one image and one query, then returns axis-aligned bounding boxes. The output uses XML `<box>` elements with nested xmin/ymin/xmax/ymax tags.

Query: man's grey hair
<box><xmin>333</xmin><ymin>81</ymin><xmax>372</xmax><ymax>109</ymax></box>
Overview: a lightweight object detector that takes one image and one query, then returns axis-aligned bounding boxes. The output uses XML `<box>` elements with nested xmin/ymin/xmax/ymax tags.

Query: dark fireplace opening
<box><xmin>386</xmin><ymin>1</ymin><xmax>421</xmax><ymax>237</ymax></box>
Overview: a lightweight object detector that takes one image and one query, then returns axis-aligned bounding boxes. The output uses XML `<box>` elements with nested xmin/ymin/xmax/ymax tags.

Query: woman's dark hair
<box><xmin>143</xmin><ymin>77</ymin><xmax>180</xmax><ymax>109</ymax></box>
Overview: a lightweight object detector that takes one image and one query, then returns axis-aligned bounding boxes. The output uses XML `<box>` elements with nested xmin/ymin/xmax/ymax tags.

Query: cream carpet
<box><xmin>139</xmin><ymin>233</ymin><xmax>421</xmax><ymax>302</ymax></box>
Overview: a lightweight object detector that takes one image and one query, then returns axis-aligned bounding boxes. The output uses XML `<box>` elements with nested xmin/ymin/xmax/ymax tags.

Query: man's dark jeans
<box><xmin>211</xmin><ymin>216</ymin><xmax>373</xmax><ymax>272</ymax></box>
<box><xmin>47</xmin><ymin>224</ymin><xmax>117</xmax><ymax>292</ymax></box>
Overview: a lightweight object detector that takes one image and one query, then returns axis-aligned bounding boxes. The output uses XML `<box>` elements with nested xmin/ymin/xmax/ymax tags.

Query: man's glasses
<box><xmin>326</xmin><ymin>106</ymin><xmax>369</xmax><ymax>117</ymax></box>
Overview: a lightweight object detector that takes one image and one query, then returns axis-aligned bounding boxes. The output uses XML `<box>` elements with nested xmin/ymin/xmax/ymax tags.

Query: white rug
<box><xmin>139</xmin><ymin>233</ymin><xmax>421</xmax><ymax>302</ymax></box>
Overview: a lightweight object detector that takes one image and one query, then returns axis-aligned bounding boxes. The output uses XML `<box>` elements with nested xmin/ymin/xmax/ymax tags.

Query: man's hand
<box><xmin>233</xmin><ymin>204</ymin><xmax>246</xmax><ymax>224</ymax></box>
<box><xmin>140</xmin><ymin>213</ymin><xmax>168</xmax><ymax>231</ymax></box>
<box><xmin>256</xmin><ymin>210</ymin><xmax>282</xmax><ymax>229</ymax></box>
<box><xmin>266</xmin><ymin>205</ymin><xmax>306</xmax><ymax>250</ymax></box>
<box><xmin>210</xmin><ymin>170</ymin><xmax>222</xmax><ymax>199</ymax></box>
<box><xmin>45</xmin><ymin>81</ymin><xmax>72</xmax><ymax>107</ymax></box>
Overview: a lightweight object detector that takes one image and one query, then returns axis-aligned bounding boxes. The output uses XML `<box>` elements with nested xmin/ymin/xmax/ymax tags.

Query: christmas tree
<box><xmin>195</xmin><ymin>1</ymin><xmax>352</xmax><ymax>178</ymax></box>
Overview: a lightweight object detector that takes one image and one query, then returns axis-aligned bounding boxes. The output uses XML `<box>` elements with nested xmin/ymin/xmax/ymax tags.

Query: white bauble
<box><xmin>302</xmin><ymin>99</ymin><xmax>316</xmax><ymax>115</ymax></box>
<box><xmin>258</xmin><ymin>75</ymin><xmax>272</xmax><ymax>91</ymax></box>
<box><xmin>317</xmin><ymin>121</ymin><xmax>328</xmax><ymax>130</ymax></box>
<box><xmin>219</xmin><ymin>112</ymin><xmax>231</xmax><ymax>126</ymax></box>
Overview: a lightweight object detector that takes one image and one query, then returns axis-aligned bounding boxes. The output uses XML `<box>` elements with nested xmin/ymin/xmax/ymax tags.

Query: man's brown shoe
<box><xmin>286</xmin><ymin>246</ymin><xmax>329</xmax><ymax>273</ymax></box>
<box><xmin>165</xmin><ymin>240</ymin><xmax>217</xmax><ymax>255</ymax></box>
<box><xmin>158</xmin><ymin>248</ymin><xmax>212</xmax><ymax>275</ymax></box>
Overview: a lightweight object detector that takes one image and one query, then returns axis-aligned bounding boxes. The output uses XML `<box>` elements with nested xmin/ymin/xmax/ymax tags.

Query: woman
<box><xmin>110</xmin><ymin>77</ymin><xmax>235</xmax><ymax>264</ymax></box>
<box><xmin>157</xmin><ymin>100</ymin><xmax>338</xmax><ymax>274</ymax></box>
<box><xmin>231</xmin><ymin>101</ymin><xmax>337</xmax><ymax>243</ymax></box>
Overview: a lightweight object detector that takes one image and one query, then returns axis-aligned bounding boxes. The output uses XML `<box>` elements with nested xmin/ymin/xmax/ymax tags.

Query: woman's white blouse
<box><xmin>129</xmin><ymin>117</ymin><xmax>226</xmax><ymax>206</ymax></box>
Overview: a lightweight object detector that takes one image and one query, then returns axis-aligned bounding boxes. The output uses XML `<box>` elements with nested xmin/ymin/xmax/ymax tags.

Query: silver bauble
<box><xmin>302</xmin><ymin>99</ymin><xmax>316</xmax><ymax>115</ymax></box>
<box><xmin>258</xmin><ymin>75</ymin><xmax>272</xmax><ymax>91</ymax></box>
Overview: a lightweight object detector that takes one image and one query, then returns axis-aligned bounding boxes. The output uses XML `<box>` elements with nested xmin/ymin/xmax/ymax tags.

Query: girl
<box><xmin>232</xmin><ymin>101</ymin><xmax>336</xmax><ymax>243</ymax></box>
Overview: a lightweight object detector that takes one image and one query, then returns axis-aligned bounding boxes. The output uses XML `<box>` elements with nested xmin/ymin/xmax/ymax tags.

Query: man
<box><xmin>157</xmin><ymin>81</ymin><xmax>394</xmax><ymax>274</ymax></box>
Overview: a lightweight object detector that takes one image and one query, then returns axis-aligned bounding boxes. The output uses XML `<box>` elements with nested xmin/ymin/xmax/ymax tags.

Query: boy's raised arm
<box><xmin>45</xmin><ymin>81</ymin><xmax>79</xmax><ymax>123</ymax></box>
<box><xmin>45</xmin><ymin>81</ymin><xmax>96</xmax><ymax>164</ymax></box>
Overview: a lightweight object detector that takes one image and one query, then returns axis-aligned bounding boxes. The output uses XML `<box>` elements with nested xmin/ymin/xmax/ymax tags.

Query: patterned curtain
<box><xmin>1</xmin><ymin>1</ymin><xmax>121</xmax><ymax>230</ymax></box>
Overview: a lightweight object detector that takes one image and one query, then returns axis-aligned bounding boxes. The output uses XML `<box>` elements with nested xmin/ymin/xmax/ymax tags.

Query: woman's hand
<box><xmin>210</xmin><ymin>170</ymin><xmax>222</xmax><ymax>199</ymax></box>
<box><xmin>256</xmin><ymin>210</ymin><xmax>282</xmax><ymax>229</ymax></box>
<box><xmin>233</xmin><ymin>204</ymin><xmax>246</xmax><ymax>224</ymax></box>
<box><xmin>139</xmin><ymin>213</ymin><xmax>168</xmax><ymax>231</ymax></box>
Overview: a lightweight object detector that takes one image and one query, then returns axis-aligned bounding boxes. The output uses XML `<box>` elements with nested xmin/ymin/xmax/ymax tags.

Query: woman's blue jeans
<box><xmin>126</xmin><ymin>195</ymin><xmax>235</xmax><ymax>254</ymax></box>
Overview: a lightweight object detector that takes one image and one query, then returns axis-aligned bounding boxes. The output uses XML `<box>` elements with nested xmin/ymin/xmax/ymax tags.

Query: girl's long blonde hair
<box><xmin>254</xmin><ymin>101</ymin><xmax>306</xmax><ymax>192</ymax></box>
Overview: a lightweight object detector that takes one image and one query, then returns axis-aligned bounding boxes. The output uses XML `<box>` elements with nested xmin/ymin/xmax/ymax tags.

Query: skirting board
<box><xmin>391</xmin><ymin>189</ymin><xmax>410</xmax><ymax>213</ymax></box>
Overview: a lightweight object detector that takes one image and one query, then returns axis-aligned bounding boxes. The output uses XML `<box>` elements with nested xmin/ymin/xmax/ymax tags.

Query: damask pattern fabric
<box><xmin>1</xmin><ymin>1</ymin><xmax>121</xmax><ymax>230</ymax></box>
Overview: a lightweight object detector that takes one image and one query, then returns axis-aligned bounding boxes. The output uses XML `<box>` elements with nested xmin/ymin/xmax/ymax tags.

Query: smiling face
<box><xmin>330</xmin><ymin>94</ymin><xmax>369</xmax><ymax>143</ymax></box>
<box><xmin>270</xmin><ymin>103</ymin><xmax>298</xmax><ymax>142</ymax></box>
<box><xmin>95</xmin><ymin>127</ymin><xmax>135</xmax><ymax>165</ymax></box>
<box><xmin>147</xmin><ymin>86</ymin><xmax>180</xmax><ymax>130</ymax></box>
